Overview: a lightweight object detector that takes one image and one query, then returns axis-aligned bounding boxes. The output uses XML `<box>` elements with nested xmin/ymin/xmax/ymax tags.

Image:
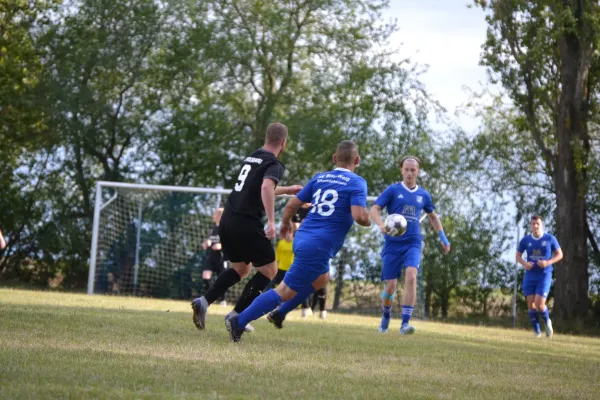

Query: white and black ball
<box><xmin>384</xmin><ymin>214</ymin><xmax>407</xmax><ymax>237</ymax></box>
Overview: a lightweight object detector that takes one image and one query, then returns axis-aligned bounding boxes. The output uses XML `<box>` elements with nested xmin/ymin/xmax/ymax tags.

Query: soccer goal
<box><xmin>87</xmin><ymin>181</ymin><xmax>426</xmax><ymax>319</ymax></box>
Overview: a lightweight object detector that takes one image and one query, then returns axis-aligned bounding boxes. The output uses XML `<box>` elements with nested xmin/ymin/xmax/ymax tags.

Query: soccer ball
<box><xmin>384</xmin><ymin>214</ymin><xmax>407</xmax><ymax>237</ymax></box>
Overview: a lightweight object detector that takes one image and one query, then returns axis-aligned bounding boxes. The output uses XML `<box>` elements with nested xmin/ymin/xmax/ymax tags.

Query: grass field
<box><xmin>1</xmin><ymin>289</ymin><xmax>599</xmax><ymax>399</ymax></box>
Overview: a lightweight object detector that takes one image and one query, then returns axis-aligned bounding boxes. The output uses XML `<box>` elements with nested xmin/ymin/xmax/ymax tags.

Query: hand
<box><xmin>201</xmin><ymin>241</ymin><xmax>209</xmax><ymax>250</ymax></box>
<box><xmin>524</xmin><ymin>262</ymin><xmax>534</xmax><ymax>271</ymax></box>
<box><xmin>378</xmin><ymin>224</ymin><xmax>387</xmax><ymax>235</ymax></box>
<box><xmin>265</xmin><ymin>221</ymin><xmax>277</xmax><ymax>240</ymax></box>
<box><xmin>441</xmin><ymin>243</ymin><xmax>451</xmax><ymax>254</ymax></box>
<box><xmin>279</xmin><ymin>220</ymin><xmax>294</xmax><ymax>241</ymax></box>
<box><xmin>537</xmin><ymin>260</ymin><xmax>548</xmax><ymax>268</ymax></box>
<box><xmin>287</xmin><ymin>185</ymin><xmax>303</xmax><ymax>195</ymax></box>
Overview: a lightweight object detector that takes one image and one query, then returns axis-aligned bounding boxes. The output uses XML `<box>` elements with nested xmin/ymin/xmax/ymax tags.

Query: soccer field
<box><xmin>1</xmin><ymin>289</ymin><xmax>598</xmax><ymax>399</ymax></box>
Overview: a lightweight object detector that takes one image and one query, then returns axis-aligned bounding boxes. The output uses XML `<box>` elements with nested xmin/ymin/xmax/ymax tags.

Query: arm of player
<box><xmin>369</xmin><ymin>205</ymin><xmax>386</xmax><ymax>234</ymax></box>
<box><xmin>352</xmin><ymin>206</ymin><xmax>371</xmax><ymax>227</ymax></box>
<box><xmin>427</xmin><ymin>212</ymin><xmax>450</xmax><ymax>254</ymax></box>
<box><xmin>538</xmin><ymin>248</ymin><xmax>563</xmax><ymax>268</ymax></box>
<box><xmin>261</xmin><ymin>178</ymin><xmax>278</xmax><ymax>239</ymax></box>
<box><xmin>274</xmin><ymin>185</ymin><xmax>303</xmax><ymax>195</ymax></box>
<box><xmin>280</xmin><ymin>196</ymin><xmax>304</xmax><ymax>241</ymax></box>
<box><xmin>516</xmin><ymin>251</ymin><xmax>534</xmax><ymax>270</ymax></box>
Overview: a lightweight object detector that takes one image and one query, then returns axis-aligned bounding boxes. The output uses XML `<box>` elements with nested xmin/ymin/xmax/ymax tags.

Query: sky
<box><xmin>385</xmin><ymin>1</ymin><xmax>491</xmax><ymax>132</ymax></box>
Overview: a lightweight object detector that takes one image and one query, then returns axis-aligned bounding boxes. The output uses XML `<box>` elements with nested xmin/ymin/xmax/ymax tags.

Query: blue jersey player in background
<box><xmin>516</xmin><ymin>215</ymin><xmax>563</xmax><ymax>338</ymax></box>
<box><xmin>226</xmin><ymin>140</ymin><xmax>371</xmax><ymax>342</ymax></box>
<box><xmin>370</xmin><ymin>156</ymin><xmax>451</xmax><ymax>335</ymax></box>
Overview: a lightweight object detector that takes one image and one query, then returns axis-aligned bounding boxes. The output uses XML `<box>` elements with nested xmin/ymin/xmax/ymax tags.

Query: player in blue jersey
<box><xmin>516</xmin><ymin>215</ymin><xmax>563</xmax><ymax>338</ymax></box>
<box><xmin>370</xmin><ymin>156</ymin><xmax>450</xmax><ymax>335</ymax></box>
<box><xmin>225</xmin><ymin>140</ymin><xmax>371</xmax><ymax>342</ymax></box>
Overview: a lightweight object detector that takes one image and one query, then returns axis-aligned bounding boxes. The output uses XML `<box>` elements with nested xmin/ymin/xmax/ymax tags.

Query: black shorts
<box><xmin>219</xmin><ymin>212</ymin><xmax>275</xmax><ymax>267</ymax></box>
<box><xmin>272</xmin><ymin>269</ymin><xmax>287</xmax><ymax>285</ymax></box>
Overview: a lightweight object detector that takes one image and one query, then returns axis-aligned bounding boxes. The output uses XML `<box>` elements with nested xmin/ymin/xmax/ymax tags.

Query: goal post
<box><xmin>87</xmin><ymin>181</ymin><xmax>426</xmax><ymax>319</ymax></box>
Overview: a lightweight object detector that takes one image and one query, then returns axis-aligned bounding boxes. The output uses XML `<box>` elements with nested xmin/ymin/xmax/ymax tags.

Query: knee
<box><xmin>405</xmin><ymin>272</ymin><xmax>417</xmax><ymax>287</ymax></box>
<box><xmin>260</xmin><ymin>264</ymin><xmax>277</xmax><ymax>280</ymax></box>
<box><xmin>233</xmin><ymin>264</ymin><xmax>251</xmax><ymax>278</ymax></box>
<box><xmin>384</xmin><ymin>280</ymin><xmax>396</xmax><ymax>294</ymax></box>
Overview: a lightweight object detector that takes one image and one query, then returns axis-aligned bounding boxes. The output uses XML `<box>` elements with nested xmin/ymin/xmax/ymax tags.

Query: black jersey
<box><xmin>206</xmin><ymin>225</ymin><xmax>228</xmax><ymax>262</ymax></box>
<box><xmin>224</xmin><ymin>148</ymin><xmax>285</xmax><ymax>220</ymax></box>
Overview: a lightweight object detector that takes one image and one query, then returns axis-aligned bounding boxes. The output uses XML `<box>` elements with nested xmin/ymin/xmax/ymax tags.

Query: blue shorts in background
<box><xmin>381</xmin><ymin>242</ymin><xmax>422</xmax><ymax>281</ymax></box>
<box><xmin>523</xmin><ymin>274</ymin><xmax>552</xmax><ymax>298</ymax></box>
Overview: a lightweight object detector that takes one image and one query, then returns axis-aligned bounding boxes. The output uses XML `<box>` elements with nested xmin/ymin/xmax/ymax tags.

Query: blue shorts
<box><xmin>381</xmin><ymin>242</ymin><xmax>422</xmax><ymax>281</ymax></box>
<box><xmin>283</xmin><ymin>238</ymin><xmax>330</xmax><ymax>292</ymax></box>
<box><xmin>522</xmin><ymin>274</ymin><xmax>552</xmax><ymax>298</ymax></box>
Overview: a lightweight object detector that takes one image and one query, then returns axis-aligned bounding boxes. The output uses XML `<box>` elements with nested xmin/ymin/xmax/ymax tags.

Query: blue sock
<box><xmin>278</xmin><ymin>286</ymin><xmax>315</xmax><ymax>316</ymax></box>
<box><xmin>382</xmin><ymin>305</ymin><xmax>392</xmax><ymax>319</ymax></box>
<box><xmin>539</xmin><ymin>307</ymin><xmax>550</xmax><ymax>324</ymax></box>
<box><xmin>237</xmin><ymin>289</ymin><xmax>281</xmax><ymax>328</ymax></box>
<box><xmin>401</xmin><ymin>305</ymin><xmax>413</xmax><ymax>326</ymax></box>
<box><xmin>528</xmin><ymin>310</ymin><xmax>541</xmax><ymax>333</ymax></box>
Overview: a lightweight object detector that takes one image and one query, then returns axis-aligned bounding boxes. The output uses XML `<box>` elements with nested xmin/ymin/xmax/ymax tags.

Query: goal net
<box><xmin>87</xmin><ymin>182</ymin><xmax>425</xmax><ymax>319</ymax></box>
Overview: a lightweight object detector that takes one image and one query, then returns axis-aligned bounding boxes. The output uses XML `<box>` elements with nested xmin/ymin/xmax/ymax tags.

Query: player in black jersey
<box><xmin>191</xmin><ymin>122</ymin><xmax>302</xmax><ymax>331</ymax></box>
<box><xmin>201</xmin><ymin>208</ymin><xmax>228</xmax><ymax>306</ymax></box>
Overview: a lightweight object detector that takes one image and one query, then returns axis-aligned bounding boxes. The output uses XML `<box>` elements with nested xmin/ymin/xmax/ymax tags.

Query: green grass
<box><xmin>1</xmin><ymin>289</ymin><xmax>599</xmax><ymax>399</ymax></box>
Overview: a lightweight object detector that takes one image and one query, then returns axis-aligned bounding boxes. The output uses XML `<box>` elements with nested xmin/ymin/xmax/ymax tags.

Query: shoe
<box><xmin>535</xmin><ymin>331</ymin><xmax>542</xmax><ymax>338</ymax></box>
<box><xmin>545</xmin><ymin>319</ymin><xmax>553</xmax><ymax>338</ymax></box>
<box><xmin>191</xmin><ymin>297</ymin><xmax>208</xmax><ymax>330</ymax></box>
<box><xmin>219</xmin><ymin>300</ymin><xmax>227</xmax><ymax>307</ymax></box>
<box><xmin>267</xmin><ymin>310</ymin><xmax>285</xmax><ymax>329</ymax></box>
<box><xmin>378</xmin><ymin>315</ymin><xmax>390</xmax><ymax>333</ymax></box>
<box><xmin>224</xmin><ymin>311</ymin><xmax>254</xmax><ymax>333</ymax></box>
<box><xmin>319</xmin><ymin>310</ymin><xmax>327</xmax><ymax>320</ymax></box>
<box><xmin>301</xmin><ymin>308</ymin><xmax>312</xmax><ymax>318</ymax></box>
<box><xmin>225</xmin><ymin>315</ymin><xmax>244</xmax><ymax>343</ymax></box>
<box><xmin>399</xmin><ymin>324</ymin><xmax>415</xmax><ymax>335</ymax></box>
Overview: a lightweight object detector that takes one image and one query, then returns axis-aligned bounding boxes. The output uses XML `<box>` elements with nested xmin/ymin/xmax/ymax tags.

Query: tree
<box><xmin>474</xmin><ymin>0</ymin><xmax>600</xmax><ymax>320</ymax></box>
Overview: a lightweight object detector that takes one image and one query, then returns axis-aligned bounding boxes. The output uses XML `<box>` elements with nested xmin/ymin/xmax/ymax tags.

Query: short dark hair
<box><xmin>531</xmin><ymin>215</ymin><xmax>544</xmax><ymax>223</ymax></box>
<box><xmin>400</xmin><ymin>155</ymin><xmax>421</xmax><ymax>168</ymax></box>
<box><xmin>265</xmin><ymin>123</ymin><xmax>288</xmax><ymax>145</ymax></box>
<box><xmin>335</xmin><ymin>140</ymin><xmax>358</xmax><ymax>164</ymax></box>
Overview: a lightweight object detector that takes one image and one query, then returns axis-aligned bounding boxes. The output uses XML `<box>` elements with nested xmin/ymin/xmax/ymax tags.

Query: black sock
<box><xmin>233</xmin><ymin>272</ymin><xmax>272</xmax><ymax>313</ymax></box>
<box><xmin>302</xmin><ymin>297</ymin><xmax>310</xmax><ymax>309</ymax></box>
<box><xmin>317</xmin><ymin>288</ymin><xmax>326</xmax><ymax>311</ymax></box>
<box><xmin>202</xmin><ymin>279</ymin><xmax>211</xmax><ymax>295</ymax></box>
<box><xmin>205</xmin><ymin>268</ymin><xmax>240</xmax><ymax>305</ymax></box>
<box><xmin>311</xmin><ymin>293</ymin><xmax>318</xmax><ymax>311</ymax></box>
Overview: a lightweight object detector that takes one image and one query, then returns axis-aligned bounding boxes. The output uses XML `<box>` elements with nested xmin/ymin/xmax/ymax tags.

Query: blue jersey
<box><xmin>374</xmin><ymin>182</ymin><xmax>434</xmax><ymax>246</ymax></box>
<box><xmin>518</xmin><ymin>233</ymin><xmax>560</xmax><ymax>276</ymax></box>
<box><xmin>295</xmin><ymin>168</ymin><xmax>368</xmax><ymax>258</ymax></box>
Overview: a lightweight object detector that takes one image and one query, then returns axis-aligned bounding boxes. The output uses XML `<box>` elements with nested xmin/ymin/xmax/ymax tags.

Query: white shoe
<box><xmin>301</xmin><ymin>308</ymin><xmax>312</xmax><ymax>318</ymax></box>
<box><xmin>224</xmin><ymin>311</ymin><xmax>254</xmax><ymax>333</ymax></box>
<box><xmin>535</xmin><ymin>331</ymin><xmax>542</xmax><ymax>338</ymax></box>
<box><xmin>399</xmin><ymin>324</ymin><xmax>415</xmax><ymax>335</ymax></box>
<box><xmin>319</xmin><ymin>310</ymin><xmax>327</xmax><ymax>320</ymax></box>
<box><xmin>545</xmin><ymin>320</ymin><xmax>553</xmax><ymax>338</ymax></box>
<box><xmin>219</xmin><ymin>300</ymin><xmax>227</xmax><ymax>307</ymax></box>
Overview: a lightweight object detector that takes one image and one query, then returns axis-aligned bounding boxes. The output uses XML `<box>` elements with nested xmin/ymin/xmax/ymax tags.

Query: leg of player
<box><xmin>268</xmin><ymin>272</ymin><xmax>328</xmax><ymax>329</ymax></box>
<box><xmin>268</xmin><ymin>286</ymin><xmax>315</xmax><ymax>329</ymax></box>
<box><xmin>226</xmin><ymin>281</ymin><xmax>297</xmax><ymax>342</ymax></box>
<box><xmin>301</xmin><ymin>297</ymin><xmax>312</xmax><ymax>318</ymax></box>
<box><xmin>535</xmin><ymin>287</ymin><xmax>552</xmax><ymax>338</ymax></box>
<box><xmin>201</xmin><ymin>270</ymin><xmax>212</xmax><ymax>296</ymax></box>
<box><xmin>317</xmin><ymin>287</ymin><xmax>327</xmax><ymax>319</ymax></box>
<box><xmin>232</xmin><ymin>262</ymin><xmax>277</xmax><ymax>314</ymax></box>
<box><xmin>399</xmin><ymin>266</ymin><xmax>417</xmax><ymax>335</ymax></box>
<box><xmin>526</xmin><ymin>294</ymin><xmax>541</xmax><ymax>337</ymax></box>
<box><xmin>379</xmin><ymin>279</ymin><xmax>396</xmax><ymax>333</ymax></box>
<box><xmin>191</xmin><ymin>262</ymin><xmax>251</xmax><ymax>331</ymax></box>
